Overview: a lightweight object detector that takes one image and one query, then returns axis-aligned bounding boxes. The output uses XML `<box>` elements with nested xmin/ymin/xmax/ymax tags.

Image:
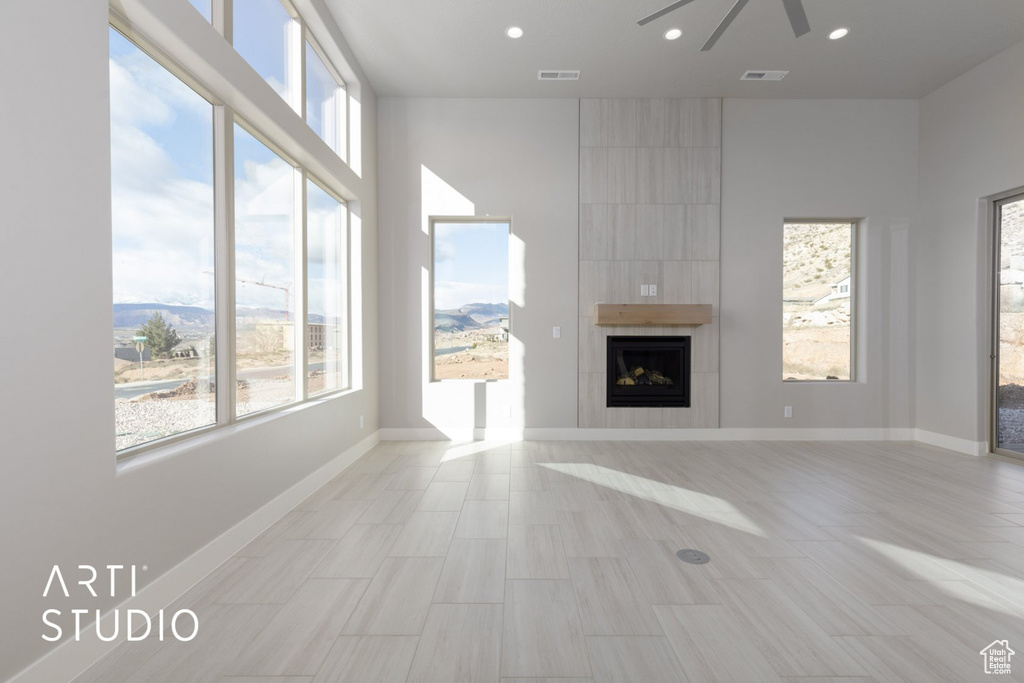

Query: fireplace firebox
<box><xmin>606</xmin><ymin>336</ymin><xmax>690</xmax><ymax>407</ymax></box>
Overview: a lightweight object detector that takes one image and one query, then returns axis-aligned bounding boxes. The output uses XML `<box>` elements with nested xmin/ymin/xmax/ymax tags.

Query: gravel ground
<box><xmin>115</xmin><ymin>379</ymin><xmax>289</xmax><ymax>451</ymax></box>
<box><xmin>999</xmin><ymin>407</ymin><xmax>1024</xmax><ymax>448</ymax></box>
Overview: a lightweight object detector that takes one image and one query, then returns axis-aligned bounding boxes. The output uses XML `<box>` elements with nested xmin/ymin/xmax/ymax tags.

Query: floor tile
<box><xmin>311</xmin><ymin>636</ymin><xmax>418</xmax><ymax>683</ymax></box>
<box><xmin>585</xmin><ymin>636</ymin><xmax>688</xmax><ymax>683</ymax></box>
<box><xmin>388</xmin><ymin>511</ymin><xmax>459</xmax><ymax>556</ymax></box>
<box><xmin>227</xmin><ymin>578</ymin><xmax>369</xmax><ymax>675</ymax></box>
<box><xmin>502</xmin><ymin>579</ymin><xmax>592</xmax><ymax>678</ymax></box>
<box><xmin>507</xmin><ymin>525</ymin><xmax>570</xmax><ymax>579</ymax></box>
<box><xmin>343</xmin><ymin>557</ymin><xmax>444</xmax><ymax>635</ymax></box>
<box><xmin>416</xmin><ymin>480</ymin><xmax>470</xmax><ymax>511</ymax></box>
<box><xmin>568</xmin><ymin>557</ymin><xmax>662</xmax><ymax>636</ymax></box>
<box><xmin>311</xmin><ymin>524</ymin><xmax>404</xmax><ymax>578</ymax></box>
<box><xmin>455</xmin><ymin>500</ymin><xmax>509</xmax><ymax>539</ymax></box>
<box><xmin>407</xmin><ymin>604</ymin><xmax>503</xmax><ymax>683</ymax></box>
<box><xmin>434</xmin><ymin>538</ymin><xmax>506</xmax><ymax>603</ymax></box>
<box><xmin>654</xmin><ymin>604</ymin><xmax>782</xmax><ymax>682</ymax></box>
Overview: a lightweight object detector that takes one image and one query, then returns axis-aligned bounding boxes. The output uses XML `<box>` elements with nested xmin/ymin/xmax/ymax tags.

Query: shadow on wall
<box><xmin>417</xmin><ymin>165</ymin><xmax>526</xmax><ymax>440</ymax></box>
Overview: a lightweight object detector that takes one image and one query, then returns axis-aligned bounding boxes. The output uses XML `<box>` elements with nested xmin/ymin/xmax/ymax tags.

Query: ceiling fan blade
<box><xmin>637</xmin><ymin>0</ymin><xmax>699</xmax><ymax>26</ymax></box>
<box><xmin>780</xmin><ymin>0</ymin><xmax>811</xmax><ymax>37</ymax></box>
<box><xmin>701</xmin><ymin>0</ymin><xmax>751</xmax><ymax>51</ymax></box>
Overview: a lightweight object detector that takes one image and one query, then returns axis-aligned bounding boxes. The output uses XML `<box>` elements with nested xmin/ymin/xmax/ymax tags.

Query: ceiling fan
<box><xmin>638</xmin><ymin>0</ymin><xmax>810</xmax><ymax>51</ymax></box>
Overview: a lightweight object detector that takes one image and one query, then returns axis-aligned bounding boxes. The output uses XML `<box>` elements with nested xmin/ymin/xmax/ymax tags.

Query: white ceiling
<box><xmin>322</xmin><ymin>0</ymin><xmax>1024</xmax><ymax>99</ymax></box>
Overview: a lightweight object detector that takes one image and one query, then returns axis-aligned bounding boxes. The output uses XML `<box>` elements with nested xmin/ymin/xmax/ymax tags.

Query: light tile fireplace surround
<box><xmin>578</xmin><ymin>98</ymin><xmax>721</xmax><ymax>428</ymax></box>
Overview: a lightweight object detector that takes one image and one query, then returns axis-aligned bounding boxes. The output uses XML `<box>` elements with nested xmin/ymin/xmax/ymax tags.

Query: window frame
<box><xmin>427</xmin><ymin>216</ymin><xmax>512</xmax><ymax>384</ymax></box>
<box><xmin>109</xmin><ymin>8</ymin><xmax>356</xmax><ymax>462</ymax></box>
<box><xmin>304</xmin><ymin>35</ymin><xmax>348</xmax><ymax>162</ymax></box>
<box><xmin>305</xmin><ymin>174</ymin><xmax>352</xmax><ymax>396</ymax></box>
<box><xmin>781</xmin><ymin>218</ymin><xmax>858</xmax><ymax>384</ymax></box>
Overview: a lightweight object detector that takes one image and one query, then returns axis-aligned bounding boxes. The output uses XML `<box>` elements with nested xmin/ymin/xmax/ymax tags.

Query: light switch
<box><xmin>552</xmin><ymin>326</ymin><xmax>561</xmax><ymax>338</ymax></box>
<box><xmin>649</xmin><ymin>284</ymin><xmax>657</xmax><ymax>296</ymax></box>
<box><xmin>641</xmin><ymin>284</ymin><xmax>650</xmax><ymax>297</ymax></box>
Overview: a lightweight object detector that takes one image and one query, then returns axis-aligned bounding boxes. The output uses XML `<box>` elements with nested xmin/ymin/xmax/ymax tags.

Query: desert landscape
<box><xmin>433</xmin><ymin>302</ymin><xmax>509</xmax><ymax>380</ymax></box>
<box><xmin>782</xmin><ymin>222</ymin><xmax>853</xmax><ymax>380</ymax></box>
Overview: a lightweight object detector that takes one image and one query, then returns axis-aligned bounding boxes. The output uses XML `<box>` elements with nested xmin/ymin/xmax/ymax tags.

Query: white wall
<box><xmin>377</xmin><ymin>98</ymin><xmax>579</xmax><ymax>434</ymax></box>
<box><xmin>0</xmin><ymin>0</ymin><xmax>378</xmax><ymax>678</ymax></box>
<box><xmin>721</xmin><ymin>99</ymin><xmax>919</xmax><ymax>429</ymax></box>
<box><xmin>916</xmin><ymin>39</ymin><xmax>1024</xmax><ymax>445</ymax></box>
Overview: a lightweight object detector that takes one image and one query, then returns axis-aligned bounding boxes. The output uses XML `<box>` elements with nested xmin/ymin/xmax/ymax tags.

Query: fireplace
<box><xmin>606</xmin><ymin>336</ymin><xmax>690</xmax><ymax>407</ymax></box>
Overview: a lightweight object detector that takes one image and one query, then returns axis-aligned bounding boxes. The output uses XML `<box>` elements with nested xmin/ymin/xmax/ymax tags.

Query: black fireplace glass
<box><xmin>606</xmin><ymin>336</ymin><xmax>690</xmax><ymax>407</ymax></box>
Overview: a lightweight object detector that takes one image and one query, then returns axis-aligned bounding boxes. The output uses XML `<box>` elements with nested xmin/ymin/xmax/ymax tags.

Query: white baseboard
<box><xmin>381</xmin><ymin>426</ymin><xmax>917</xmax><ymax>442</ymax></box>
<box><xmin>10</xmin><ymin>431</ymin><xmax>381</xmax><ymax>683</ymax></box>
<box><xmin>380</xmin><ymin>427</ymin><xmax>524</xmax><ymax>441</ymax></box>
<box><xmin>524</xmin><ymin>427</ymin><xmax>917</xmax><ymax>441</ymax></box>
<box><xmin>914</xmin><ymin>428</ymin><xmax>988</xmax><ymax>456</ymax></box>
<box><xmin>380</xmin><ymin>426</ymin><xmax>992</xmax><ymax>458</ymax></box>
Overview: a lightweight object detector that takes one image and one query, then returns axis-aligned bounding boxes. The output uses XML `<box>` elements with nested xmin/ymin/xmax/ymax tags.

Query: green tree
<box><xmin>137</xmin><ymin>312</ymin><xmax>181</xmax><ymax>359</ymax></box>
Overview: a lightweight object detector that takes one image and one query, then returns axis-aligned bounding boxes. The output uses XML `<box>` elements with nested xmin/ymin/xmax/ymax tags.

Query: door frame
<box><xmin>990</xmin><ymin>189</ymin><xmax>1024</xmax><ymax>458</ymax></box>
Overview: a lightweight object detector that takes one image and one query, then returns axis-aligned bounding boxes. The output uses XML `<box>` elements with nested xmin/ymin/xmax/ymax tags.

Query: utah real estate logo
<box><xmin>980</xmin><ymin>640</ymin><xmax>1014</xmax><ymax>675</ymax></box>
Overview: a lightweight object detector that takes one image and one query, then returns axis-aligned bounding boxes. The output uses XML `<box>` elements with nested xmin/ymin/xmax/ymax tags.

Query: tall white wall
<box><xmin>0</xmin><ymin>0</ymin><xmax>378</xmax><ymax>678</ymax></box>
<box><xmin>720</xmin><ymin>99</ymin><xmax>919</xmax><ymax>429</ymax></box>
<box><xmin>377</xmin><ymin>98</ymin><xmax>580</xmax><ymax>434</ymax></box>
<box><xmin>916</xmin><ymin>39</ymin><xmax>1024</xmax><ymax>445</ymax></box>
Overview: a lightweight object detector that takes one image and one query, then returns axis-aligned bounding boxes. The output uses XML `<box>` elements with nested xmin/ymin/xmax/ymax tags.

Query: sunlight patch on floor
<box><xmin>857</xmin><ymin>536</ymin><xmax>1024</xmax><ymax>617</ymax></box>
<box><xmin>539</xmin><ymin>462</ymin><xmax>766</xmax><ymax>536</ymax></box>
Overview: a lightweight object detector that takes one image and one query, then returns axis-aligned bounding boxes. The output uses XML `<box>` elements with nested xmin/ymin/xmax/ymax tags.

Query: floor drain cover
<box><xmin>676</xmin><ymin>549</ymin><xmax>710</xmax><ymax>564</ymax></box>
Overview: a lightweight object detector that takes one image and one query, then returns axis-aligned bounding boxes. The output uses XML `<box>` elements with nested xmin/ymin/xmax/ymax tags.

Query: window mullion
<box><xmin>214</xmin><ymin>0</ymin><xmax>232</xmax><ymax>43</ymax></box>
<box><xmin>295</xmin><ymin>168</ymin><xmax>309</xmax><ymax>401</ymax></box>
<box><xmin>214</xmin><ymin>105</ymin><xmax>237</xmax><ymax>423</ymax></box>
<box><xmin>341</xmin><ymin>203</ymin><xmax>351</xmax><ymax>390</ymax></box>
<box><xmin>289</xmin><ymin>16</ymin><xmax>305</xmax><ymax>117</ymax></box>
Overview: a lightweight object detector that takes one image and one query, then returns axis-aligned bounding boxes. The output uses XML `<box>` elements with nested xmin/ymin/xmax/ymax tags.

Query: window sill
<box><xmin>116</xmin><ymin>386</ymin><xmax>359</xmax><ymax>475</ymax></box>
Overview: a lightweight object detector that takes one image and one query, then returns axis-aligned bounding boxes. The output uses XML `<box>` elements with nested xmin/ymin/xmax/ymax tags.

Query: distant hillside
<box><xmin>435</xmin><ymin>302</ymin><xmax>508</xmax><ymax>332</ymax></box>
<box><xmin>113</xmin><ymin>303</ymin><xmax>214</xmax><ymax>329</ymax></box>
<box><xmin>114</xmin><ymin>303</ymin><xmax>321</xmax><ymax>330</ymax></box>
<box><xmin>783</xmin><ymin>224</ymin><xmax>852</xmax><ymax>301</ymax></box>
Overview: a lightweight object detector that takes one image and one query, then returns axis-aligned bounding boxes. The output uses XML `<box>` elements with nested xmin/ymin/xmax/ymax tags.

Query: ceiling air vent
<box><xmin>741</xmin><ymin>70</ymin><xmax>789</xmax><ymax>81</ymax></box>
<box><xmin>538</xmin><ymin>70</ymin><xmax>580</xmax><ymax>81</ymax></box>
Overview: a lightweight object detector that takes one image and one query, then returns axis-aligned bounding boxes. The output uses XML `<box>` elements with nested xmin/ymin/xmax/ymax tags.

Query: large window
<box><xmin>305</xmin><ymin>40</ymin><xmax>346</xmax><ymax>160</ymax></box>
<box><xmin>782</xmin><ymin>221</ymin><xmax>855</xmax><ymax>381</ymax></box>
<box><xmin>110</xmin><ymin>27</ymin><xmax>216</xmax><ymax>452</ymax></box>
<box><xmin>109</xmin><ymin>5</ymin><xmax>356</xmax><ymax>457</ymax></box>
<box><xmin>233</xmin><ymin>0</ymin><xmax>299</xmax><ymax>109</ymax></box>
<box><xmin>431</xmin><ymin>220</ymin><xmax>510</xmax><ymax>381</ymax></box>
<box><xmin>234</xmin><ymin>125</ymin><xmax>296</xmax><ymax>416</ymax></box>
<box><xmin>307</xmin><ymin>180</ymin><xmax>349</xmax><ymax>394</ymax></box>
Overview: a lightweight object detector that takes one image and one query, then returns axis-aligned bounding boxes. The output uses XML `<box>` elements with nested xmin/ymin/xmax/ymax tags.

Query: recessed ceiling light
<box><xmin>506</xmin><ymin>26</ymin><xmax>524</xmax><ymax>39</ymax></box>
<box><xmin>664</xmin><ymin>28</ymin><xmax>682</xmax><ymax>41</ymax></box>
<box><xmin>829</xmin><ymin>27</ymin><xmax>849</xmax><ymax>40</ymax></box>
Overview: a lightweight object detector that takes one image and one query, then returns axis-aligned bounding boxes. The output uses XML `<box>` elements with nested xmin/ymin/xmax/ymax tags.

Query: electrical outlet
<box><xmin>649</xmin><ymin>284</ymin><xmax>657</xmax><ymax>296</ymax></box>
<box><xmin>359</xmin><ymin>415</ymin><xmax>364</xmax><ymax>429</ymax></box>
<box><xmin>784</xmin><ymin>406</ymin><xmax>792</xmax><ymax>418</ymax></box>
<box><xmin>552</xmin><ymin>326</ymin><xmax>561</xmax><ymax>338</ymax></box>
<box><xmin>640</xmin><ymin>284</ymin><xmax>650</xmax><ymax>297</ymax></box>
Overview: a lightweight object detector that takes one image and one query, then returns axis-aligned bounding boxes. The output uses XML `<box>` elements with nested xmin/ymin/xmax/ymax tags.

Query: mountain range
<box><xmin>113</xmin><ymin>303</ymin><xmax>324</xmax><ymax>330</ymax></box>
<box><xmin>434</xmin><ymin>302</ymin><xmax>508</xmax><ymax>333</ymax></box>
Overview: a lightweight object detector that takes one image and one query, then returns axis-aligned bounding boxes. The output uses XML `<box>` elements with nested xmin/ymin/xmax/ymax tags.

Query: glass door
<box><xmin>994</xmin><ymin>193</ymin><xmax>1024</xmax><ymax>456</ymax></box>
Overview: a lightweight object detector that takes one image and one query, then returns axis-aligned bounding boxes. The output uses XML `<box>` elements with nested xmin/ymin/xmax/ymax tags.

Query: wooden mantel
<box><xmin>594</xmin><ymin>303</ymin><xmax>712</xmax><ymax>326</ymax></box>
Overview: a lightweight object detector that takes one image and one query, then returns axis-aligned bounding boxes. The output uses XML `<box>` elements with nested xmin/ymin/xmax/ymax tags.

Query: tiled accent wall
<box><xmin>578</xmin><ymin>99</ymin><xmax>721</xmax><ymax>428</ymax></box>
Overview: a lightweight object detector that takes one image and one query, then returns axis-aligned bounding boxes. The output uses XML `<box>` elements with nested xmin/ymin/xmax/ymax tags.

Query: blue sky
<box><xmin>109</xmin><ymin>26</ymin><xmax>215</xmax><ymax>309</ymax></box>
<box><xmin>434</xmin><ymin>222</ymin><xmax>509</xmax><ymax>310</ymax></box>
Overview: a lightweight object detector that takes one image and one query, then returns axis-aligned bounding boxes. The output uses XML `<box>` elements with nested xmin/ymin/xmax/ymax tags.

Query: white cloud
<box><xmin>109</xmin><ymin>41</ymin><xmax>305</xmax><ymax>314</ymax></box>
